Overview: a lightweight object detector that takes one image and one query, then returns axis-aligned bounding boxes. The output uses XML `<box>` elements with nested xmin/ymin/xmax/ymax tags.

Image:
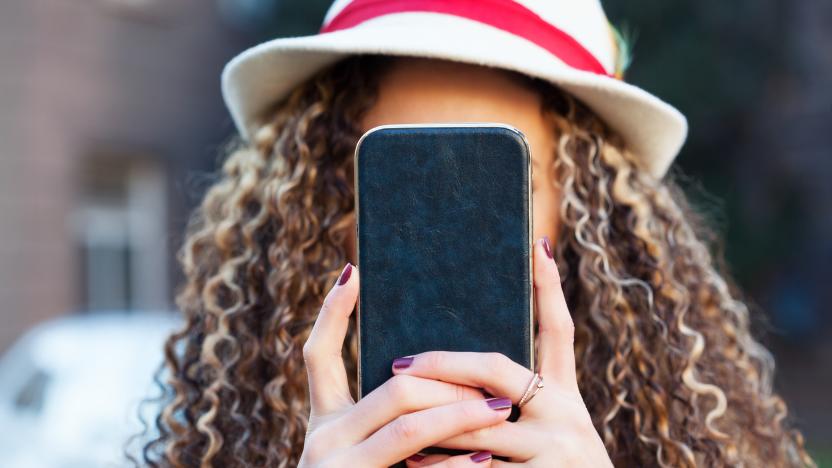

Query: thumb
<box><xmin>302</xmin><ymin>262</ymin><xmax>360</xmax><ymax>414</ymax></box>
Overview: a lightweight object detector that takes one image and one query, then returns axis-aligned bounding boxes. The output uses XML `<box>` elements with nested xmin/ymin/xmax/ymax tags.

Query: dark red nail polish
<box><xmin>407</xmin><ymin>453</ymin><xmax>426</xmax><ymax>462</ymax></box>
<box><xmin>542</xmin><ymin>236</ymin><xmax>553</xmax><ymax>259</ymax></box>
<box><xmin>336</xmin><ymin>263</ymin><xmax>352</xmax><ymax>286</ymax></box>
<box><xmin>392</xmin><ymin>356</ymin><xmax>414</xmax><ymax>369</ymax></box>
<box><xmin>485</xmin><ymin>397</ymin><xmax>512</xmax><ymax>410</ymax></box>
<box><xmin>470</xmin><ymin>451</ymin><xmax>492</xmax><ymax>463</ymax></box>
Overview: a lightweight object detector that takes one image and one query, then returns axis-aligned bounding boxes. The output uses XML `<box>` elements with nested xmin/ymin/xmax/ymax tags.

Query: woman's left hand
<box><xmin>397</xmin><ymin>237</ymin><xmax>613</xmax><ymax>467</ymax></box>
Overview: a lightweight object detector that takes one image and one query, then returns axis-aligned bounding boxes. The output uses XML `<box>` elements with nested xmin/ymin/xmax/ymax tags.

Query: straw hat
<box><xmin>221</xmin><ymin>0</ymin><xmax>688</xmax><ymax>178</ymax></box>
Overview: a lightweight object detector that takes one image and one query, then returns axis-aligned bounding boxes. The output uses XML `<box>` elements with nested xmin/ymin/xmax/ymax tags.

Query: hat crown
<box><xmin>322</xmin><ymin>0</ymin><xmax>616</xmax><ymax>74</ymax></box>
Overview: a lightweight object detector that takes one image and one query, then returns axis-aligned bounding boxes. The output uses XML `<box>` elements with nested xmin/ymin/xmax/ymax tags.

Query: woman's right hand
<box><xmin>298</xmin><ymin>263</ymin><xmax>513</xmax><ymax>468</ymax></box>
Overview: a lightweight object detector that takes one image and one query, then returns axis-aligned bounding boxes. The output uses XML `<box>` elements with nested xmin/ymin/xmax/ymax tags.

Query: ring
<box><xmin>517</xmin><ymin>372</ymin><xmax>544</xmax><ymax>408</ymax></box>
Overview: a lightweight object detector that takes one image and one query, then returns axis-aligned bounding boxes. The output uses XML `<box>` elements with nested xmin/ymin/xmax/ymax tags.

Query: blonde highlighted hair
<box><xmin>131</xmin><ymin>54</ymin><xmax>814</xmax><ymax>467</ymax></box>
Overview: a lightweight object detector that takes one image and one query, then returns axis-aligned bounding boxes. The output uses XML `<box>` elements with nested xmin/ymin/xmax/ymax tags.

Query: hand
<box><xmin>298</xmin><ymin>263</ymin><xmax>513</xmax><ymax>468</ymax></box>
<box><xmin>397</xmin><ymin>237</ymin><xmax>613</xmax><ymax>467</ymax></box>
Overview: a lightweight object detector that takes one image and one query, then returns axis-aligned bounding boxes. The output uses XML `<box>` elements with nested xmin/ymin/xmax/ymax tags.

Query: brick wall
<box><xmin>0</xmin><ymin>0</ymin><xmax>252</xmax><ymax>352</ymax></box>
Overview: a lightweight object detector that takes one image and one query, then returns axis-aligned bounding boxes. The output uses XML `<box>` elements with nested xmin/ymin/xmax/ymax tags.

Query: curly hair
<box><xmin>129</xmin><ymin>54</ymin><xmax>815</xmax><ymax>467</ymax></box>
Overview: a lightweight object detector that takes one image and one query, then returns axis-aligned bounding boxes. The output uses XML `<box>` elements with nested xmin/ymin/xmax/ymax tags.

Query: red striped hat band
<box><xmin>320</xmin><ymin>0</ymin><xmax>615</xmax><ymax>78</ymax></box>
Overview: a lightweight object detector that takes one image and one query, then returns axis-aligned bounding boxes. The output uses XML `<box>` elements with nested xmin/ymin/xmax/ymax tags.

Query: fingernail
<box><xmin>407</xmin><ymin>453</ymin><xmax>426</xmax><ymax>462</ymax></box>
<box><xmin>392</xmin><ymin>356</ymin><xmax>414</xmax><ymax>369</ymax></box>
<box><xmin>485</xmin><ymin>397</ymin><xmax>512</xmax><ymax>410</ymax></box>
<box><xmin>336</xmin><ymin>263</ymin><xmax>352</xmax><ymax>286</ymax></box>
<box><xmin>542</xmin><ymin>236</ymin><xmax>553</xmax><ymax>259</ymax></box>
<box><xmin>470</xmin><ymin>450</ymin><xmax>492</xmax><ymax>463</ymax></box>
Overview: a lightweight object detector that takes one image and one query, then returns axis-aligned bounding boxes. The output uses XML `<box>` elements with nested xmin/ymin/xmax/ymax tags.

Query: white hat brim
<box><xmin>221</xmin><ymin>13</ymin><xmax>688</xmax><ymax>178</ymax></box>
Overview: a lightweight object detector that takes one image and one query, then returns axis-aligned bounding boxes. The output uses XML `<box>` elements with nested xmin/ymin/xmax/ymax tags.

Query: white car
<box><xmin>0</xmin><ymin>311</ymin><xmax>182</xmax><ymax>468</ymax></box>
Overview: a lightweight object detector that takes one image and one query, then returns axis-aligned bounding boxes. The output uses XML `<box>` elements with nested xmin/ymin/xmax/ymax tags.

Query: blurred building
<box><xmin>0</xmin><ymin>0</ymin><xmax>254</xmax><ymax>353</ymax></box>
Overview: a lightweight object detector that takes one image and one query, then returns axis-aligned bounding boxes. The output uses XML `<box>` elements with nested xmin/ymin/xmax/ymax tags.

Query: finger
<box><xmin>405</xmin><ymin>453</ymin><xmax>446</xmax><ymax>466</ymax></box>
<box><xmin>533</xmin><ymin>236</ymin><xmax>578</xmax><ymax>390</ymax></box>
<box><xmin>407</xmin><ymin>451</ymin><xmax>494</xmax><ymax>466</ymax></box>
<box><xmin>391</xmin><ymin>351</ymin><xmax>536</xmax><ymax>412</ymax></box>
<box><xmin>302</xmin><ymin>262</ymin><xmax>360</xmax><ymax>414</ymax></box>
<box><xmin>490</xmin><ymin>460</ymin><xmax>524</xmax><ymax>467</ymax></box>
<box><xmin>431</xmin><ymin>420</ymin><xmax>538</xmax><ymax>461</ymax></box>
<box><xmin>348</xmin><ymin>397</ymin><xmax>512</xmax><ymax>466</ymax></box>
<box><xmin>327</xmin><ymin>374</ymin><xmax>486</xmax><ymax>443</ymax></box>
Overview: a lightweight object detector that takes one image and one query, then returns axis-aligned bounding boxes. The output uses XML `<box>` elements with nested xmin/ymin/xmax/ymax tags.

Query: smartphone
<box><xmin>354</xmin><ymin>123</ymin><xmax>534</xmax><ymax>402</ymax></box>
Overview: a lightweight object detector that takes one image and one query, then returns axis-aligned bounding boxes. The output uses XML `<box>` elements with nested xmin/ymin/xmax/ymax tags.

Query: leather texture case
<box><xmin>355</xmin><ymin>123</ymin><xmax>534</xmax><ymax>407</ymax></box>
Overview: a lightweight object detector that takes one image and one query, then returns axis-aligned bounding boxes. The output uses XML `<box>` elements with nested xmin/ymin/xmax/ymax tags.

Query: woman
<box><xmin>134</xmin><ymin>1</ymin><xmax>815</xmax><ymax>467</ymax></box>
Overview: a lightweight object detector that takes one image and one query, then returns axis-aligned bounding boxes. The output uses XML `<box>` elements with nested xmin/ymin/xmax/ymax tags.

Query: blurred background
<box><xmin>0</xmin><ymin>0</ymin><xmax>829</xmax><ymax>466</ymax></box>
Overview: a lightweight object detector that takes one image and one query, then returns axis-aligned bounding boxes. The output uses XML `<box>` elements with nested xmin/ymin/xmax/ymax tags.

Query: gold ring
<box><xmin>517</xmin><ymin>372</ymin><xmax>544</xmax><ymax>408</ymax></box>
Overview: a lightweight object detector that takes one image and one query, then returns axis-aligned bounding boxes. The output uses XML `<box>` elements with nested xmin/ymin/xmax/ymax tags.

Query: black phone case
<box><xmin>354</xmin><ymin>124</ymin><xmax>534</xmax><ymax>410</ymax></box>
